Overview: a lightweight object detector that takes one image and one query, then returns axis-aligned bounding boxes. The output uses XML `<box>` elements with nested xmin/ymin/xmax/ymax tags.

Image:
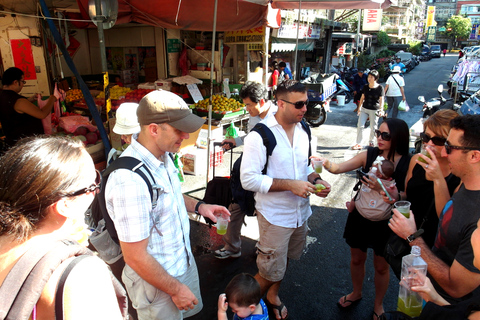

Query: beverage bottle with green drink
<box><xmin>397</xmin><ymin>246</ymin><xmax>428</xmax><ymax>317</ymax></box>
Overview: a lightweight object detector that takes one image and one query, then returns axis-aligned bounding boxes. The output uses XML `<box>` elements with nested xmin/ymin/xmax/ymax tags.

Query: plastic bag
<box><xmin>398</xmin><ymin>100</ymin><xmax>409</xmax><ymax>112</ymax></box>
<box><xmin>37</xmin><ymin>96</ymin><xmax>52</xmax><ymax>135</ymax></box>
<box><xmin>58</xmin><ymin>115</ymin><xmax>97</xmax><ymax>133</ymax></box>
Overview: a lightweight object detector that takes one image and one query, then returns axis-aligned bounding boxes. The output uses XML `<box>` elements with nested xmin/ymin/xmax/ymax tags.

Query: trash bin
<box><xmin>337</xmin><ymin>95</ymin><xmax>346</xmax><ymax>106</ymax></box>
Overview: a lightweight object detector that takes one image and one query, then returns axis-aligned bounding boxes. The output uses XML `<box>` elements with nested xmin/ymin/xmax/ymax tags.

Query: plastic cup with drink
<box><xmin>216</xmin><ymin>214</ymin><xmax>229</xmax><ymax>235</ymax></box>
<box><xmin>312</xmin><ymin>159</ymin><xmax>324</xmax><ymax>174</ymax></box>
<box><xmin>418</xmin><ymin>145</ymin><xmax>432</xmax><ymax>164</ymax></box>
<box><xmin>395</xmin><ymin>201</ymin><xmax>411</xmax><ymax>218</ymax></box>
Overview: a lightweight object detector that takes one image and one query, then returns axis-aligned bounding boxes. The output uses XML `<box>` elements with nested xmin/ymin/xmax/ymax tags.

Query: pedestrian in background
<box><xmin>352</xmin><ymin>68</ymin><xmax>368</xmax><ymax>113</ymax></box>
<box><xmin>443</xmin><ymin>48</ymin><xmax>447</xmax><ymax>57</ymax></box>
<box><xmin>384</xmin><ymin>66</ymin><xmax>406</xmax><ymax>119</ymax></box>
<box><xmin>278</xmin><ymin>61</ymin><xmax>292</xmax><ymax>82</ymax></box>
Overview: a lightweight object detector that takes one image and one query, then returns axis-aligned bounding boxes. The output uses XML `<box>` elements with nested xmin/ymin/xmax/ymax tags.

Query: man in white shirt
<box><xmin>240</xmin><ymin>80</ymin><xmax>331</xmax><ymax>320</ymax></box>
<box><xmin>216</xmin><ymin>81</ymin><xmax>277</xmax><ymax>259</ymax></box>
<box><xmin>384</xmin><ymin>66</ymin><xmax>406</xmax><ymax>119</ymax></box>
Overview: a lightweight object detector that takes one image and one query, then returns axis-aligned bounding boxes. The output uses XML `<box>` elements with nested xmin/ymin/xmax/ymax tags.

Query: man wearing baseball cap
<box><xmin>105</xmin><ymin>90</ymin><xmax>230</xmax><ymax>319</ymax></box>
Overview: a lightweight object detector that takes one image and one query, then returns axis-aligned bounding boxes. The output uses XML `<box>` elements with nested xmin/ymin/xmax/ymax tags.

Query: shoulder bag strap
<box><xmin>391</xmin><ymin>75</ymin><xmax>401</xmax><ymax>90</ymax></box>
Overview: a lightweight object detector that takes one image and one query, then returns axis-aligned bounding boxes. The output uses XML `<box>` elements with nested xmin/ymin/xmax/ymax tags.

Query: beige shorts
<box><xmin>256</xmin><ymin>212</ymin><xmax>308</xmax><ymax>282</ymax></box>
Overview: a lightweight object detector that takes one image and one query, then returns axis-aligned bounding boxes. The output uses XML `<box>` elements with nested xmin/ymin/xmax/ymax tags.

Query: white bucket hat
<box><xmin>392</xmin><ymin>66</ymin><xmax>402</xmax><ymax>73</ymax></box>
<box><xmin>113</xmin><ymin>103</ymin><xmax>141</xmax><ymax>135</ymax></box>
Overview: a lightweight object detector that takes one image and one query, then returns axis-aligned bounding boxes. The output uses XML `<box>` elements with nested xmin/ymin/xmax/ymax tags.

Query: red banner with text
<box><xmin>10</xmin><ymin>39</ymin><xmax>36</xmax><ymax>80</ymax></box>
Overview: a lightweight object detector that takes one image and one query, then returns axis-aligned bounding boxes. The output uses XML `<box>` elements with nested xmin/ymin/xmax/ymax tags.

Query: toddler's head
<box><xmin>225</xmin><ymin>273</ymin><xmax>262</xmax><ymax>318</ymax></box>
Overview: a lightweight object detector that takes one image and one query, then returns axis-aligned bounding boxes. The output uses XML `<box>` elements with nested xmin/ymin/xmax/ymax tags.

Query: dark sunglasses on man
<box><xmin>444</xmin><ymin>141</ymin><xmax>479</xmax><ymax>155</ymax></box>
<box><xmin>280</xmin><ymin>99</ymin><xmax>309</xmax><ymax>109</ymax></box>
<box><xmin>420</xmin><ymin>132</ymin><xmax>446</xmax><ymax>146</ymax></box>
<box><xmin>374</xmin><ymin>130</ymin><xmax>391</xmax><ymax>141</ymax></box>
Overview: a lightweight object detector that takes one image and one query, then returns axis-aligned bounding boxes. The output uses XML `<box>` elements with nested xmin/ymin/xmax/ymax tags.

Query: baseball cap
<box><xmin>137</xmin><ymin>90</ymin><xmax>205</xmax><ymax>133</ymax></box>
<box><xmin>113</xmin><ymin>103</ymin><xmax>140</xmax><ymax>135</ymax></box>
<box><xmin>392</xmin><ymin>66</ymin><xmax>402</xmax><ymax>73</ymax></box>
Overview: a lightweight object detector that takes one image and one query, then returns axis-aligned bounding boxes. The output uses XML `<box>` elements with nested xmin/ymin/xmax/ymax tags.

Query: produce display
<box><xmin>96</xmin><ymin>86</ymin><xmax>132</xmax><ymax>100</ymax></box>
<box><xmin>65</xmin><ymin>89</ymin><xmax>83</xmax><ymax>103</ymax></box>
<box><xmin>124</xmin><ymin>89</ymin><xmax>155</xmax><ymax>103</ymax></box>
<box><xmin>193</xmin><ymin>95</ymin><xmax>244</xmax><ymax>113</ymax></box>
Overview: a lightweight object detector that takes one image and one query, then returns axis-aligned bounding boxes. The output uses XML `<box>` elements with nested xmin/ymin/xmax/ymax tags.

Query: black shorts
<box><xmin>343</xmin><ymin>208</ymin><xmax>391</xmax><ymax>256</ymax></box>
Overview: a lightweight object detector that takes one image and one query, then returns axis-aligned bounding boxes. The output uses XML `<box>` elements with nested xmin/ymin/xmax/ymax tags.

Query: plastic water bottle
<box><xmin>397</xmin><ymin>246</ymin><xmax>428</xmax><ymax>317</ymax></box>
<box><xmin>361</xmin><ymin>167</ymin><xmax>378</xmax><ymax>193</ymax></box>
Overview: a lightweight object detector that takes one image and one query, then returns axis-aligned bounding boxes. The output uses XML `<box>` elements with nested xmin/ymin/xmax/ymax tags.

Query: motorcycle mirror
<box><xmin>437</xmin><ymin>84</ymin><xmax>444</xmax><ymax>93</ymax></box>
<box><xmin>418</xmin><ymin>96</ymin><xmax>425</xmax><ymax>103</ymax></box>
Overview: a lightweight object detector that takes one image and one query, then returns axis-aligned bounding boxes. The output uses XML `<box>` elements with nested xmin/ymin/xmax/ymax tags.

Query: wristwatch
<box><xmin>407</xmin><ymin>229</ymin><xmax>424</xmax><ymax>243</ymax></box>
<box><xmin>195</xmin><ymin>201</ymin><xmax>205</xmax><ymax>215</ymax></box>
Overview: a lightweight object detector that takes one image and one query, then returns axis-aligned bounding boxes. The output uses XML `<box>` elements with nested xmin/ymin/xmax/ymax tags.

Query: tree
<box><xmin>377</xmin><ymin>31</ymin><xmax>391</xmax><ymax>47</ymax></box>
<box><xmin>444</xmin><ymin>15</ymin><xmax>471</xmax><ymax>46</ymax></box>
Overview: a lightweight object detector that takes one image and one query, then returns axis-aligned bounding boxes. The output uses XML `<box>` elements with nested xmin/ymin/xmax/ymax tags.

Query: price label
<box><xmin>187</xmin><ymin>84</ymin><xmax>204</xmax><ymax>103</ymax></box>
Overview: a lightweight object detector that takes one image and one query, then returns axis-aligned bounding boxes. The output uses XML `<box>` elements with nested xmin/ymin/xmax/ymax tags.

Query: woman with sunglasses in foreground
<box><xmin>352</xmin><ymin>69</ymin><xmax>384</xmax><ymax>150</ymax></box>
<box><xmin>0</xmin><ymin>67</ymin><xmax>58</xmax><ymax>149</ymax></box>
<box><xmin>385</xmin><ymin>110</ymin><xmax>463</xmax><ymax>278</ymax></box>
<box><xmin>0</xmin><ymin>136</ymin><xmax>125</xmax><ymax>319</ymax></box>
<box><xmin>315</xmin><ymin>118</ymin><xmax>410</xmax><ymax>320</ymax></box>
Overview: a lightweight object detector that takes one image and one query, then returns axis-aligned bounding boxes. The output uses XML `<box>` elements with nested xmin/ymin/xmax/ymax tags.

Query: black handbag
<box><xmin>384</xmin><ymin>200</ymin><xmax>434</xmax><ymax>279</ymax></box>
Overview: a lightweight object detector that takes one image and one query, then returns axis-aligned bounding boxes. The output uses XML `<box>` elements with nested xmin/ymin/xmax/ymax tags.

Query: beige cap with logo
<box><xmin>137</xmin><ymin>90</ymin><xmax>205</xmax><ymax>133</ymax></box>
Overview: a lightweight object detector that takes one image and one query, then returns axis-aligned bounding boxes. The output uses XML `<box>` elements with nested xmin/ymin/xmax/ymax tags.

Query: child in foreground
<box><xmin>218</xmin><ymin>273</ymin><xmax>269</xmax><ymax>320</ymax></box>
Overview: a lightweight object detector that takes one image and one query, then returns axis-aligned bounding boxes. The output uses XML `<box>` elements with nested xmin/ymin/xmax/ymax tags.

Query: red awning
<box><xmin>247</xmin><ymin>0</ymin><xmax>394</xmax><ymax>10</ymax></box>
<box><xmin>71</xmin><ymin>0</ymin><xmax>271</xmax><ymax>31</ymax></box>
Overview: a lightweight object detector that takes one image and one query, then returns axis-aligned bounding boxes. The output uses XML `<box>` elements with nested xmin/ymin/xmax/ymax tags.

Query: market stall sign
<box><xmin>362</xmin><ymin>9</ymin><xmax>382</xmax><ymax>32</ymax></box>
<box><xmin>273</xmin><ymin>22</ymin><xmax>320</xmax><ymax>39</ymax></box>
<box><xmin>337</xmin><ymin>42</ymin><xmax>353</xmax><ymax>55</ymax></box>
<box><xmin>10</xmin><ymin>39</ymin><xmax>36</xmax><ymax>80</ymax></box>
<box><xmin>187</xmin><ymin>84</ymin><xmax>204</xmax><ymax>103</ymax></box>
<box><xmin>167</xmin><ymin>39</ymin><xmax>181</xmax><ymax>53</ymax></box>
<box><xmin>470</xmin><ymin>24</ymin><xmax>480</xmax><ymax>41</ymax></box>
<box><xmin>225</xmin><ymin>27</ymin><xmax>265</xmax><ymax>44</ymax></box>
<box><xmin>426</xmin><ymin>6</ymin><xmax>435</xmax><ymax>28</ymax></box>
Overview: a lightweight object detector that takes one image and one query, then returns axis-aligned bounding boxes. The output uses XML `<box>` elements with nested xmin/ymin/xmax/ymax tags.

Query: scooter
<box><xmin>304</xmin><ymin>88</ymin><xmax>328</xmax><ymax>127</ymax></box>
<box><xmin>412</xmin><ymin>84</ymin><xmax>459</xmax><ymax>153</ymax></box>
<box><xmin>333</xmin><ymin>78</ymin><xmax>354</xmax><ymax>104</ymax></box>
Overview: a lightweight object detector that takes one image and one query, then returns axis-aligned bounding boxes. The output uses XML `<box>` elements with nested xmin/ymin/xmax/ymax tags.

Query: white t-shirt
<box><xmin>385</xmin><ymin>74</ymin><xmax>405</xmax><ymax>97</ymax></box>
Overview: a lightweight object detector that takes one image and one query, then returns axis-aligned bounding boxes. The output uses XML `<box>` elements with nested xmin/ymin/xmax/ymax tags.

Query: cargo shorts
<box><xmin>256</xmin><ymin>212</ymin><xmax>308</xmax><ymax>282</ymax></box>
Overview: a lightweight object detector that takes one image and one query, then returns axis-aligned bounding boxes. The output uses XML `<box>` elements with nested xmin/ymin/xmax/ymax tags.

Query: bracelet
<box><xmin>195</xmin><ymin>201</ymin><xmax>205</xmax><ymax>215</ymax></box>
<box><xmin>313</xmin><ymin>177</ymin><xmax>322</xmax><ymax>184</ymax></box>
<box><xmin>407</xmin><ymin>229</ymin><xmax>424</xmax><ymax>243</ymax></box>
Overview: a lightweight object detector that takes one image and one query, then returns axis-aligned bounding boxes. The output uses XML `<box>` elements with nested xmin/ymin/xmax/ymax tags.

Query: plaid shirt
<box><xmin>106</xmin><ymin>136</ymin><xmax>192</xmax><ymax>277</ymax></box>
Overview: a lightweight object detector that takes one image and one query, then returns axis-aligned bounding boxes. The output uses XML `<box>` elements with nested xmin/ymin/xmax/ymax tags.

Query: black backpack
<box><xmin>231</xmin><ymin>120</ymin><xmax>311</xmax><ymax>216</ymax></box>
<box><xmin>89</xmin><ymin>156</ymin><xmax>158</xmax><ymax>246</ymax></box>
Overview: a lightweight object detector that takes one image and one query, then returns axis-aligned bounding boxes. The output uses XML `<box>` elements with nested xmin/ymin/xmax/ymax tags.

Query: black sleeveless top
<box><xmin>0</xmin><ymin>90</ymin><xmax>44</xmax><ymax>147</ymax></box>
<box><xmin>406</xmin><ymin>163</ymin><xmax>461</xmax><ymax>248</ymax></box>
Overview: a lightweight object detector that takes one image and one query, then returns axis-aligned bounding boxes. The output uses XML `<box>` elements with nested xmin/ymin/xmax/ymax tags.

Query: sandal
<box><xmin>351</xmin><ymin>144</ymin><xmax>362</xmax><ymax>150</ymax></box>
<box><xmin>373</xmin><ymin>311</ymin><xmax>385</xmax><ymax>320</ymax></box>
<box><xmin>337</xmin><ymin>294</ymin><xmax>362</xmax><ymax>308</ymax></box>
<box><xmin>265</xmin><ymin>300</ymin><xmax>289</xmax><ymax>320</ymax></box>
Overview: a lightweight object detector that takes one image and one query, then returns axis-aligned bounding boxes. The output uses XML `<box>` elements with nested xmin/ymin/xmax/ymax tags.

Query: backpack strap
<box><xmin>0</xmin><ymin>239</ymin><xmax>92</xmax><ymax>320</ymax></box>
<box><xmin>300</xmin><ymin>119</ymin><xmax>312</xmax><ymax>166</ymax></box>
<box><xmin>251</xmin><ymin>123</ymin><xmax>277</xmax><ymax>174</ymax></box>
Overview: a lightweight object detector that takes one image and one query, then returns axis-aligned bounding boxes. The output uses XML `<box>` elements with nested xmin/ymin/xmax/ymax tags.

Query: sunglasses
<box><xmin>67</xmin><ymin>170</ymin><xmax>102</xmax><ymax>197</ymax></box>
<box><xmin>280</xmin><ymin>99</ymin><xmax>309</xmax><ymax>109</ymax></box>
<box><xmin>375</xmin><ymin>130</ymin><xmax>391</xmax><ymax>141</ymax></box>
<box><xmin>420</xmin><ymin>132</ymin><xmax>446</xmax><ymax>146</ymax></box>
<box><xmin>444</xmin><ymin>141</ymin><xmax>479</xmax><ymax>155</ymax></box>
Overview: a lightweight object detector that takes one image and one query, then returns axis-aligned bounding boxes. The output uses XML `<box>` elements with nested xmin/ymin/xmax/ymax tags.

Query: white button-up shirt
<box><xmin>105</xmin><ymin>136</ymin><xmax>192</xmax><ymax>277</ymax></box>
<box><xmin>240</xmin><ymin>115</ymin><xmax>313</xmax><ymax>228</ymax></box>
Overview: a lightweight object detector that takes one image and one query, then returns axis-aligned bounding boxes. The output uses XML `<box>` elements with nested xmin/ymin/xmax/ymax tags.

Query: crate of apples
<box><xmin>125</xmin><ymin>89</ymin><xmax>155</xmax><ymax>103</ymax></box>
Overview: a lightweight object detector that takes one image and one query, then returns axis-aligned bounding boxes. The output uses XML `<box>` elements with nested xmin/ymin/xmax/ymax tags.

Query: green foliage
<box><xmin>377</xmin><ymin>49</ymin><xmax>395</xmax><ymax>59</ymax></box>
<box><xmin>377</xmin><ymin>64</ymin><xmax>387</xmax><ymax>80</ymax></box>
<box><xmin>445</xmin><ymin>15</ymin><xmax>472</xmax><ymax>40</ymax></box>
<box><xmin>357</xmin><ymin>52</ymin><xmax>375</xmax><ymax>69</ymax></box>
<box><xmin>408</xmin><ymin>41</ymin><xmax>422</xmax><ymax>55</ymax></box>
<box><xmin>377</xmin><ymin>31</ymin><xmax>391</xmax><ymax>47</ymax></box>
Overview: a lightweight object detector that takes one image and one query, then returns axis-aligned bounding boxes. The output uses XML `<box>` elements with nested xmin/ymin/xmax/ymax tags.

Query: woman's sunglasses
<box><xmin>375</xmin><ymin>130</ymin><xmax>391</xmax><ymax>141</ymax></box>
<box><xmin>67</xmin><ymin>170</ymin><xmax>102</xmax><ymax>197</ymax></box>
<box><xmin>280</xmin><ymin>99</ymin><xmax>309</xmax><ymax>109</ymax></box>
<box><xmin>420</xmin><ymin>132</ymin><xmax>446</xmax><ymax>146</ymax></box>
<box><xmin>444</xmin><ymin>141</ymin><xmax>479</xmax><ymax>155</ymax></box>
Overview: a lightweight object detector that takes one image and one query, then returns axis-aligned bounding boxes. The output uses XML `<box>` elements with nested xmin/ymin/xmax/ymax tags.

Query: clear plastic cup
<box><xmin>216</xmin><ymin>214</ymin><xmax>228</xmax><ymax>235</ymax></box>
<box><xmin>395</xmin><ymin>201</ymin><xmax>411</xmax><ymax>218</ymax></box>
<box><xmin>312</xmin><ymin>159</ymin><xmax>324</xmax><ymax>174</ymax></box>
<box><xmin>418</xmin><ymin>145</ymin><xmax>432</xmax><ymax>164</ymax></box>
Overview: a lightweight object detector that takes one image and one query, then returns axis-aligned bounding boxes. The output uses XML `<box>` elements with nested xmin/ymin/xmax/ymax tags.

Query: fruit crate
<box><xmin>194</xmin><ymin>108</ymin><xmax>245</xmax><ymax>120</ymax></box>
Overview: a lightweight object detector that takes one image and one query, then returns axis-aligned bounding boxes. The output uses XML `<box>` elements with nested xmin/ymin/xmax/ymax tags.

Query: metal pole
<box><xmin>206</xmin><ymin>0</ymin><xmax>218</xmax><ymax>186</ymax></box>
<box><xmin>293</xmin><ymin>1</ymin><xmax>302</xmax><ymax>80</ymax></box>
<box><xmin>355</xmin><ymin>9</ymin><xmax>362</xmax><ymax>68</ymax></box>
<box><xmin>94</xmin><ymin>0</ymin><xmax>111</xmax><ymax>119</ymax></box>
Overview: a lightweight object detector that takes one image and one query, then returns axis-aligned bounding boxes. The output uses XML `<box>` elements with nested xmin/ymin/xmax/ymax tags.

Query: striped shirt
<box><xmin>105</xmin><ymin>135</ymin><xmax>192</xmax><ymax>277</ymax></box>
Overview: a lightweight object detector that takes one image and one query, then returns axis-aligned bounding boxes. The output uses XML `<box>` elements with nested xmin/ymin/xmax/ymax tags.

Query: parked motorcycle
<box><xmin>412</xmin><ymin>84</ymin><xmax>459</xmax><ymax>153</ymax></box>
<box><xmin>333</xmin><ymin>78</ymin><xmax>354</xmax><ymax>104</ymax></box>
<box><xmin>301</xmin><ymin>73</ymin><xmax>338</xmax><ymax>127</ymax></box>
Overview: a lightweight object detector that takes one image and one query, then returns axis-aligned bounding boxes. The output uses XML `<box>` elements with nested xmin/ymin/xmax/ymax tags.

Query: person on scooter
<box><xmin>391</xmin><ymin>57</ymin><xmax>406</xmax><ymax>74</ymax></box>
<box><xmin>353</xmin><ymin>68</ymin><xmax>368</xmax><ymax>113</ymax></box>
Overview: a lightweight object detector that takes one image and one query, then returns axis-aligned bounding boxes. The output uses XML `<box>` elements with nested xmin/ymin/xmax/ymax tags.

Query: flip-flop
<box><xmin>373</xmin><ymin>311</ymin><xmax>385</xmax><ymax>320</ymax></box>
<box><xmin>265</xmin><ymin>300</ymin><xmax>289</xmax><ymax>320</ymax></box>
<box><xmin>351</xmin><ymin>144</ymin><xmax>363</xmax><ymax>150</ymax></box>
<box><xmin>337</xmin><ymin>295</ymin><xmax>362</xmax><ymax>308</ymax></box>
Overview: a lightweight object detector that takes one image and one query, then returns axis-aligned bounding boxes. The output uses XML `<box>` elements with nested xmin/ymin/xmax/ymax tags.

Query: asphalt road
<box><xmin>184</xmin><ymin>54</ymin><xmax>459</xmax><ymax>320</ymax></box>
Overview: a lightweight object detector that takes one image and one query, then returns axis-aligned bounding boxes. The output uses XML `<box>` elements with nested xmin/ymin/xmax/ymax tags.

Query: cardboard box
<box><xmin>109</xmin><ymin>118</ymin><xmax>123</xmax><ymax>150</ymax></box>
<box><xmin>155</xmin><ymin>79</ymin><xmax>173</xmax><ymax>91</ymax></box>
<box><xmin>180</xmin><ymin>123</ymin><xmax>222</xmax><ymax>152</ymax></box>
<box><xmin>181</xmin><ymin>145</ymin><xmax>223</xmax><ymax>176</ymax></box>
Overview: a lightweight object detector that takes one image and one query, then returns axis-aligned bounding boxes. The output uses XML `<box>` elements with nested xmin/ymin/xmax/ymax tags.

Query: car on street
<box><xmin>430</xmin><ymin>45</ymin><xmax>442</xmax><ymax>58</ymax></box>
